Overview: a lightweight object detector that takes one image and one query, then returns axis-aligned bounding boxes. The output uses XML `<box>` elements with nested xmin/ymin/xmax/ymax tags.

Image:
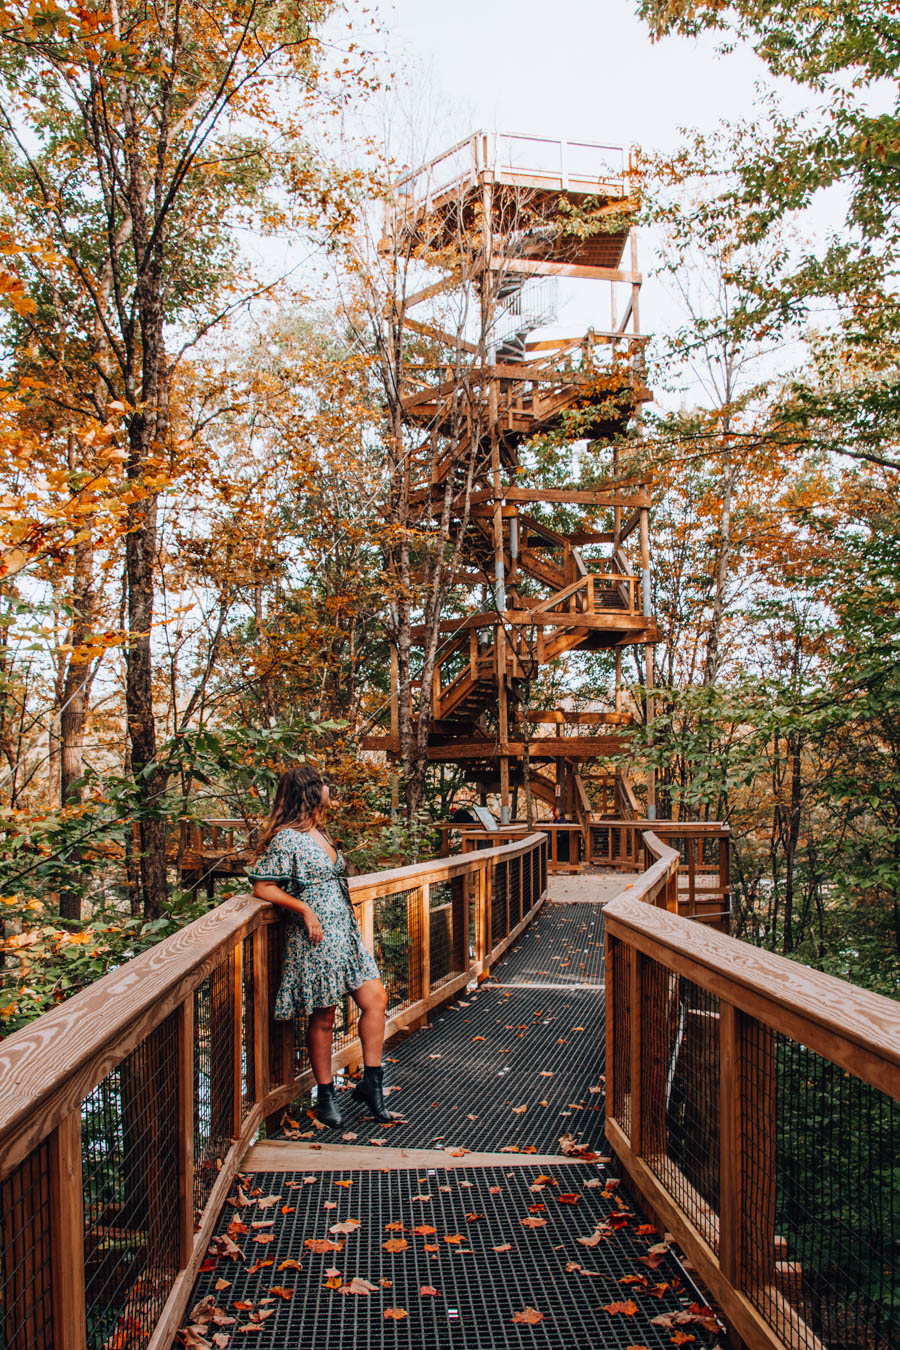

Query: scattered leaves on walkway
<box><xmin>511</xmin><ymin>1307</ymin><xmax>543</xmax><ymax>1324</ymax></box>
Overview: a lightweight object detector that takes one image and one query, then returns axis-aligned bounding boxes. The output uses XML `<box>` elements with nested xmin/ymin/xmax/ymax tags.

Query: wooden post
<box><xmin>687</xmin><ymin>837</ymin><xmax>697</xmax><ymax>918</ymax></box>
<box><xmin>49</xmin><ymin>1112</ymin><xmax>87</xmax><ymax>1350</ymax></box>
<box><xmin>420</xmin><ymin>883</ymin><xmax>432</xmax><ymax>1010</ymax></box>
<box><xmin>253</xmin><ymin>925</ymin><xmax>271</xmax><ymax>1108</ymax></box>
<box><xmin>629</xmin><ymin>948</ymin><xmax>644</xmax><ymax>1153</ymax></box>
<box><xmin>719</xmin><ymin>1004</ymin><xmax>777</xmax><ymax>1296</ymax></box>
<box><xmin>475</xmin><ymin>861</ymin><xmax>489</xmax><ymax>975</ymax></box>
<box><xmin>176</xmin><ymin>996</ymin><xmax>195</xmax><ymax>1268</ymax></box>
<box><xmin>720</xmin><ymin>835</ymin><xmax>731</xmax><ymax>927</ymax></box>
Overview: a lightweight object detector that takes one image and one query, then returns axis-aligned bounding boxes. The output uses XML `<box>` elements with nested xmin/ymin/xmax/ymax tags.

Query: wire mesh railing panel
<box><xmin>373</xmin><ymin>889</ymin><xmax>419</xmax><ymax>1013</ymax></box>
<box><xmin>642</xmin><ymin>973</ymin><xmax>721</xmax><ymax>1252</ymax></box>
<box><xmin>0</xmin><ymin>1140</ymin><xmax>54</xmax><ymax>1350</ymax></box>
<box><xmin>509</xmin><ymin>855</ymin><xmax>522</xmax><ymax>927</ymax></box>
<box><xmin>609</xmin><ymin>938</ymin><xmax>631</xmax><ymax>1135</ymax></box>
<box><xmin>742</xmin><ymin>1028</ymin><xmax>900</xmax><ymax>1350</ymax></box>
<box><xmin>194</xmin><ymin>950</ymin><xmax>236</xmax><ymax>1216</ymax></box>
<box><xmin>490</xmin><ymin>859</ymin><xmax>509</xmax><ymax>948</ymax></box>
<box><xmin>82</xmin><ymin>1012</ymin><xmax>180</xmax><ymax>1350</ymax></box>
<box><xmin>242</xmin><ymin>934</ymin><xmax>255</xmax><ymax>1119</ymax></box>
<box><xmin>429</xmin><ymin>881</ymin><xmax>453</xmax><ymax>987</ymax></box>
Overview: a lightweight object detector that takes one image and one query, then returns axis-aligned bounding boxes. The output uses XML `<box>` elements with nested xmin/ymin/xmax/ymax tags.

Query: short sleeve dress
<box><xmin>248</xmin><ymin>828</ymin><xmax>380</xmax><ymax>1019</ymax></box>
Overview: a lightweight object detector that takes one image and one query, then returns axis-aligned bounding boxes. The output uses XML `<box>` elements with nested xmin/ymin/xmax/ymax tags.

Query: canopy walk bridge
<box><xmin>1</xmin><ymin>828</ymin><xmax>897</xmax><ymax>1350</ymax></box>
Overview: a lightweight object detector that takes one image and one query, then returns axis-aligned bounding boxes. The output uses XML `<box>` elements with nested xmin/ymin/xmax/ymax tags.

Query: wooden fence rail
<box><xmin>605</xmin><ymin>830</ymin><xmax>900</xmax><ymax>1350</ymax></box>
<box><xmin>0</xmin><ymin>832</ymin><xmax>548</xmax><ymax>1350</ymax></box>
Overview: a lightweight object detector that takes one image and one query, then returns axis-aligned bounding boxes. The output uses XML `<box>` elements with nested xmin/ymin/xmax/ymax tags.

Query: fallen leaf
<box><xmin>256</xmin><ymin>1195</ymin><xmax>281</xmax><ymax>1209</ymax></box>
<box><xmin>492</xmin><ymin>1243</ymin><xmax>513</xmax><ymax>1252</ymax></box>
<box><xmin>636</xmin><ymin>1224</ymin><xmax>657</xmax><ymax>1235</ymax></box>
<box><xmin>584</xmin><ymin>1178</ymin><xmax>602</xmax><ymax>1190</ymax></box>
<box><xmin>323</xmin><ymin>1202</ymin><xmax>337</xmax><ymax>1210</ymax></box>
<box><xmin>603</xmin><ymin>1300</ymin><xmax>639</xmax><ymax>1316</ymax></box>
<box><xmin>471</xmin><ymin>1035</ymin><xmax>485</xmax><ymax>1042</ymax></box>
<box><xmin>280</xmin><ymin>1206</ymin><xmax>295</xmax><ymax>1215</ymax></box>
<box><xmin>369</xmin><ymin>1137</ymin><xmax>387</xmax><ymax>1146</ymax></box>
<box><xmin>323</xmin><ymin>1276</ymin><xmax>343</xmax><ymax>1290</ymax></box>
<box><xmin>329</xmin><ymin>1220</ymin><xmax>361</xmax><ymax>1235</ymax></box>
<box><xmin>539</xmin><ymin>1070</ymin><xmax>554</xmax><ymax>1077</ymax></box>
<box><xmin>341</xmin><ymin>1132</ymin><xmax>359</xmax><ymax>1142</ymax></box>
<box><xmin>511</xmin><ymin>1307</ymin><xmax>543</xmax><ymax>1324</ymax></box>
<box><xmin>511</xmin><ymin>1104</ymin><xmax>527</xmax><ymax>1114</ymax></box>
<box><xmin>412</xmin><ymin>1224</ymin><xmax>436</xmax><ymax>1235</ymax></box>
<box><xmin>489</xmin><ymin>1186</ymin><xmax>502</xmax><ymax>1195</ymax></box>
<box><xmin>269</xmin><ymin>1287</ymin><xmax>293</xmax><ymax>1300</ymax></box>
<box><xmin>465</xmin><ymin>1213</ymin><xmax>483</xmax><ymax>1222</ymax></box>
<box><xmin>252</xmin><ymin>1234</ymin><xmax>274</xmax><ymax>1245</ymax></box>
<box><xmin>334</xmin><ymin>1180</ymin><xmax>353</xmax><ymax>1189</ymax></box>
<box><xmin>250</xmin><ymin>1220</ymin><xmax>274</xmax><ymax>1230</ymax></box>
<box><xmin>443</xmin><ymin>1234</ymin><xmax>466</xmax><ymax>1244</ymax></box>
<box><xmin>521</xmin><ymin>1216</ymin><xmax>547</xmax><ymax>1228</ymax></box>
<box><xmin>277</xmin><ymin>1260</ymin><xmax>302</xmax><ymax>1272</ymax></box>
<box><xmin>339</xmin><ymin>1277</ymin><xmax>378</xmax><ymax>1296</ymax></box>
<box><xmin>411</xmin><ymin>1194</ymin><xmax>432</xmax><ymax>1202</ymax></box>
<box><xmin>557</xmin><ymin>1193</ymin><xmax>580</xmax><ymax>1205</ymax></box>
<box><xmin>384</xmin><ymin>1221</ymin><xmax>405</xmax><ymax>1231</ymax></box>
<box><xmin>384</xmin><ymin>1308</ymin><xmax>408</xmax><ymax>1320</ymax></box>
<box><xmin>304</xmin><ymin>1238</ymin><xmax>343</xmax><ymax>1253</ymax></box>
<box><xmin>214</xmin><ymin>1279</ymin><xmax>231</xmax><ymax>1292</ymax></box>
<box><xmin>420</xmin><ymin>1286</ymin><xmax>441</xmax><ymax>1296</ymax></box>
<box><xmin>246</xmin><ymin>1259</ymin><xmax>273</xmax><ymax>1274</ymax></box>
<box><xmin>232</xmin><ymin>1302</ymin><xmax>254</xmax><ymax>1312</ymax></box>
<box><xmin>383</xmin><ymin>1238</ymin><xmax>409</xmax><ymax>1252</ymax></box>
<box><xmin>670</xmin><ymin>1336</ymin><xmax>695</xmax><ymax>1346</ymax></box>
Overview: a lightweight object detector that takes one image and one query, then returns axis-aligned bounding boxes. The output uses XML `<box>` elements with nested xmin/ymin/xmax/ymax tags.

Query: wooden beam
<box><xmin>490</xmin><ymin>257</ymin><xmax>642</xmax><ymax>284</ymax></box>
<box><xmin>404</xmin><ymin>317</ymin><xmax>480</xmax><ymax>354</ymax></box>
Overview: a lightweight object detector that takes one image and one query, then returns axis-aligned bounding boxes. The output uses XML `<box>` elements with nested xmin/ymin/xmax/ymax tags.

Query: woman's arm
<box><xmin>252</xmin><ymin>880</ymin><xmax>324</xmax><ymax>944</ymax></box>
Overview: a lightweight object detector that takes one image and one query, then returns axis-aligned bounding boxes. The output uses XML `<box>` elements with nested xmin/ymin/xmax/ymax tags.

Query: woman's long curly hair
<box><xmin>252</xmin><ymin>764</ymin><xmax>328</xmax><ymax>860</ymax></box>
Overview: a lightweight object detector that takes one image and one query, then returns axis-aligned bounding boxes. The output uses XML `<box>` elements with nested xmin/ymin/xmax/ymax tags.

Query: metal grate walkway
<box><xmin>178</xmin><ymin>885</ymin><xmax>725</xmax><ymax>1349</ymax></box>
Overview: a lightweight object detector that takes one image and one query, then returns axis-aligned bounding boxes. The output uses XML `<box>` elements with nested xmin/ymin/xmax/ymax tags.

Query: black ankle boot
<box><xmin>353</xmin><ymin>1065</ymin><xmax>393</xmax><ymax>1123</ymax></box>
<box><xmin>314</xmin><ymin>1081</ymin><xmax>343</xmax><ymax>1128</ymax></box>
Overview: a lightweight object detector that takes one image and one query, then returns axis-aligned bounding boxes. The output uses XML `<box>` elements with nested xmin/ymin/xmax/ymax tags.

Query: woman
<box><xmin>249</xmin><ymin>764</ymin><xmax>392</xmax><ymax>1127</ymax></box>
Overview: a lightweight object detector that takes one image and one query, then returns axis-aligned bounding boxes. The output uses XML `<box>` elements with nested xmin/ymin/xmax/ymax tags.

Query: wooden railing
<box><xmin>0</xmin><ymin>832</ymin><xmax>548</xmax><ymax>1350</ymax></box>
<box><xmin>589</xmin><ymin>819</ymin><xmax>731</xmax><ymax>926</ymax></box>
<box><xmin>605</xmin><ymin>830</ymin><xmax>900</xmax><ymax>1350</ymax></box>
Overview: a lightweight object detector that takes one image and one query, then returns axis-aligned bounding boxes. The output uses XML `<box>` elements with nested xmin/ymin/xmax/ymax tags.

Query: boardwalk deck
<box><xmin>177</xmin><ymin>875</ymin><xmax>723</xmax><ymax>1349</ymax></box>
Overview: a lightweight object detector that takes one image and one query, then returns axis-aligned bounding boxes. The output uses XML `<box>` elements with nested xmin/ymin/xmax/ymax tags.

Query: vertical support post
<box><xmin>497</xmin><ymin>626</ymin><xmax>510</xmax><ymax>824</ymax></box>
<box><xmin>720</xmin><ymin>834</ymin><xmax>731</xmax><ymax>928</ymax></box>
<box><xmin>420</xmin><ymin>882</ymin><xmax>432</xmax><ymax>1017</ymax></box>
<box><xmin>49</xmin><ymin>1111</ymin><xmax>87</xmax><ymax>1350</ymax></box>
<box><xmin>176</xmin><ymin>995</ymin><xmax>195</xmax><ymax>1267</ymax></box>
<box><xmin>688</xmin><ymin>837</ymin><xmax>697</xmax><ymax>917</ymax></box>
<box><xmin>266</xmin><ymin>920</ymin><xmax>295</xmax><ymax>1134</ymax></box>
<box><xmin>719</xmin><ymin>1007</ymin><xmax>777</xmax><ymax>1296</ymax></box>
<box><xmin>639</xmin><ymin>502</ymin><xmax>655</xmax><ymax>820</ymax></box>
<box><xmin>475</xmin><ymin>860</ymin><xmax>489</xmax><ymax>976</ymax></box>
<box><xmin>253</xmin><ymin>923</ymin><xmax>271</xmax><ymax>1108</ymax></box>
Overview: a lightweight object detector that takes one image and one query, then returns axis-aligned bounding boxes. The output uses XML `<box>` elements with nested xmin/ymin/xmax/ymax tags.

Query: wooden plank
<box><xmin>489</xmin><ymin>257</ymin><xmax>641</xmax><ymax>284</ymax></box>
<box><xmin>49</xmin><ymin>1111</ymin><xmax>87</xmax><ymax>1350</ymax></box>
<box><xmin>604</xmin><ymin>898</ymin><xmax>900</xmax><ymax>1096</ymax></box>
<box><xmin>0</xmin><ymin>897</ymin><xmax>274</xmax><ymax>1180</ymax></box>
<box><xmin>241</xmin><ymin>1141</ymin><xmax>595</xmax><ymax>1171</ymax></box>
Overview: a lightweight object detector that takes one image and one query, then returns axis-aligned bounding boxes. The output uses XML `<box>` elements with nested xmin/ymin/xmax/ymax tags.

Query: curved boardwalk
<box><xmin>178</xmin><ymin>876</ymin><xmax>723</xmax><ymax>1349</ymax></box>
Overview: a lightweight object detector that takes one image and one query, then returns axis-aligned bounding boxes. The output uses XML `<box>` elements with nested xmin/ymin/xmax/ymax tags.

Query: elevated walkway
<box><xmin>180</xmin><ymin>871</ymin><xmax>720</xmax><ymax>1348</ymax></box>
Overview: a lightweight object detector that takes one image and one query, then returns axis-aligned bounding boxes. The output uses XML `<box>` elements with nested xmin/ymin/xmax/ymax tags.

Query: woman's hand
<box><xmin>303</xmin><ymin>908</ymin><xmax>324</xmax><ymax>945</ymax></box>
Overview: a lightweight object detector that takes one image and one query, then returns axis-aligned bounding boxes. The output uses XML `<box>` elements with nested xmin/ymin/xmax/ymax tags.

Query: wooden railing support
<box><xmin>49</xmin><ymin>1111</ymin><xmax>87</xmax><ymax>1350</ymax></box>
<box><xmin>175</xmin><ymin>996</ymin><xmax>195</xmax><ymax>1268</ymax></box>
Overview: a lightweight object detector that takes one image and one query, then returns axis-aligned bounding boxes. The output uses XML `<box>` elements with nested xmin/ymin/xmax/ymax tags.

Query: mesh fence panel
<box><xmin>82</xmin><ymin>1013</ymin><xmax>180</xmax><ymax>1349</ymax></box>
<box><xmin>641</xmin><ymin>972</ymin><xmax>720</xmax><ymax>1252</ymax></box>
<box><xmin>373</xmin><ymin>888</ymin><xmax>419</xmax><ymax>1013</ymax></box>
<box><xmin>194</xmin><ymin>951</ymin><xmax>236</xmax><ymax>1216</ymax></box>
<box><xmin>0</xmin><ymin>1141</ymin><xmax>53</xmax><ymax>1350</ymax></box>
<box><xmin>242</xmin><ymin>934</ymin><xmax>255</xmax><ymax>1119</ymax></box>
<box><xmin>429</xmin><ymin>881</ymin><xmax>453</xmax><ymax>987</ymax></box>
<box><xmin>743</xmin><ymin>1027</ymin><xmax>899</xmax><ymax>1350</ymax></box>
<box><xmin>509</xmin><ymin>855</ymin><xmax>522</xmax><ymax>927</ymax></box>
<box><xmin>491</xmin><ymin>859</ymin><xmax>509</xmax><ymax>948</ymax></box>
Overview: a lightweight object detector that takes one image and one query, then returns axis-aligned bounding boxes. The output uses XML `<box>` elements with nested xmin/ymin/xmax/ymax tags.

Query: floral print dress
<box><xmin>248</xmin><ymin>828</ymin><xmax>380</xmax><ymax>1018</ymax></box>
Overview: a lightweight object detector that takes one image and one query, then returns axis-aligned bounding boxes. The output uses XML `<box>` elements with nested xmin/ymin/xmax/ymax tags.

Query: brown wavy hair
<box><xmin>252</xmin><ymin>764</ymin><xmax>327</xmax><ymax>860</ymax></box>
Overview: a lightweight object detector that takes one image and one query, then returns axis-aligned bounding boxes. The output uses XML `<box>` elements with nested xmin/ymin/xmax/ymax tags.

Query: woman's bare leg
<box><xmin>307</xmin><ymin>1005</ymin><xmax>336</xmax><ymax>1083</ymax></box>
<box><xmin>351</xmin><ymin>979</ymin><xmax>388</xmax><ymax>1067</ymax></box>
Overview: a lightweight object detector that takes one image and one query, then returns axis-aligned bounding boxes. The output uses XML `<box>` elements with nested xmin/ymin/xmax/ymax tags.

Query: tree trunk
<box><xmin>58</xmin><ymin>533</ymin><xmax>96</xmax><ymax>921</ymax></box>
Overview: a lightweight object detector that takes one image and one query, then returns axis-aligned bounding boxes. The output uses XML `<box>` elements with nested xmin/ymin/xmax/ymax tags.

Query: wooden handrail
<box><xmin>0</xmin><ymin>831</ymin><xmax>549</xmax><ymax>1350</ymax></box>
<box><xmin>605</xmin><ymin>825</ymin><xmax>900</xmax><ymax>1350</ymax></box>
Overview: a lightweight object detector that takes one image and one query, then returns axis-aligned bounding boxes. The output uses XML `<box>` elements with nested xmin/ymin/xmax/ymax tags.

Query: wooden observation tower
<box><xmin>368</xmin><ymin>131</ymin><xmax>658</xmax><ymax>825</ymax></box>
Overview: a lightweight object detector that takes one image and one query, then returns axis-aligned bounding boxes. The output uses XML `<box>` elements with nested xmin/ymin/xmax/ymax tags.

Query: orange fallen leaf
<box><xmin>521</xmin><ymin>1216</ymin><xmax>547</xmax><ymax>1228</ymax></box>
<box><xmin>277</xmin><ymin>1260</ymin><xmax>302</xmax><ymax>1271</ymax></box>
<box><xmin>246</xmin><ymin>1259</ymin><xmax>273</xmax><ymax>1274</ymax></box>
<box><xmin>603</xmin><ymin>1300</ymin><xmax>638</xmax><ymax>1316</ymax></box>
<box><xmin>471</xmin><ymin>1035</ymin><xmax>485</xmax><ymax>1042</ymax></box>
<box><xmin>558</xmin><ymin>1193</ymin><xmax>581</xmax><ymax>1205</ymax></box>
<box><xmin>412</xmin><ymin>1225</ymin><xmax>436</xmax><ymax>1235</ymax></box>
<box><xmin>420</xmin><ymin>1286</ymin><xmax>441</xmax><ymax>1296</ymax></box>
<box><xmin>269</xmin><ymin>1286</ymin><xmax>293</xmax><ymax>1300</ymax></box>
<box><xmin>465</xmin><ymin>1213</ymin><xmax>483</xmax><ymax>1222</ymax></box>
<box><xmin>384</xmin><ymin>1221</ymin><xmax>405</xmax><ymax>1231</ymax></box>
<box><xmin>214</xmin><ymin>1279</ymin><xmax>231</xmax><ymax>1291</ymax></box>
<box><xmin>511</xmin><ymin>1307</ymin><xmax>543</xmax><ymax>1324</ymax></box>
<box><xmin>304</xmin><ymin>1238</ymin><xmax>343</xmax><ymax>1253</ymax></box>
<box><xmin>323</xmin><ymin>1276</ymin><xmax>343</xmax><ymax>1289</ymax></box>
<box><xmin>384</xmin><ymin>1308</ymin><xmax>408</xmax><ymax>1320</ymax></box>
<box><xmin>233</xmin><ymin>1301</ymin><xmax>254</xmax><ymax>1311</ymax></box>
<box><xmin>339</xmin><ymin>1277</ymin><xmax>378</xmax><ymax>1296</ymax></box>
<box><xmin>383</xmin><ymin>1238</ymin><xmax>409</xmax><ymax>1252</ymax></box>
<box><xmin>334</xmin><ymin>1180</ymin><xmax>353</xmax><ymax>1189</ymax></box>
<box><xmin>329</xmin><ymin>1220</ymin><xmax>361</xmax><ymax>1235</ymax></box>
<box><xmin>670</xmin><ymin>1336</ymin><xmax>695</xmax><ymax>1346</ymax></box>
<box><xmin>511</xmin><ymin>1104</ymin><xmax>527</xmax><ymax>1114</ymax></box>
<box><xmin>443</xmin><ymin>1234</ymin><xmax>466</xmax><ymax>1244</ymax></box>
<box><xmin>423</xmin><ymin>1243</ymin><xmax>439</xmax><ymax>1252</ymax></box>
<box><xmin>379</xmin><ymin>1278</ymin><xmax>393</xmax><ymax>1288</ymax></box>
<box><xmin>636</xmin><ymin>1224</ymin><xmax>657</xmax><ymax>1235</ymax></box>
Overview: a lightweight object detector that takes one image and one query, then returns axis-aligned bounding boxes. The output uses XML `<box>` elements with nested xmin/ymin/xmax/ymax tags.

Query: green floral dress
<box><xmin>248</xmin><ymin>828</ymin><xmax>380</xmax><ymax>1018</ymax></box>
